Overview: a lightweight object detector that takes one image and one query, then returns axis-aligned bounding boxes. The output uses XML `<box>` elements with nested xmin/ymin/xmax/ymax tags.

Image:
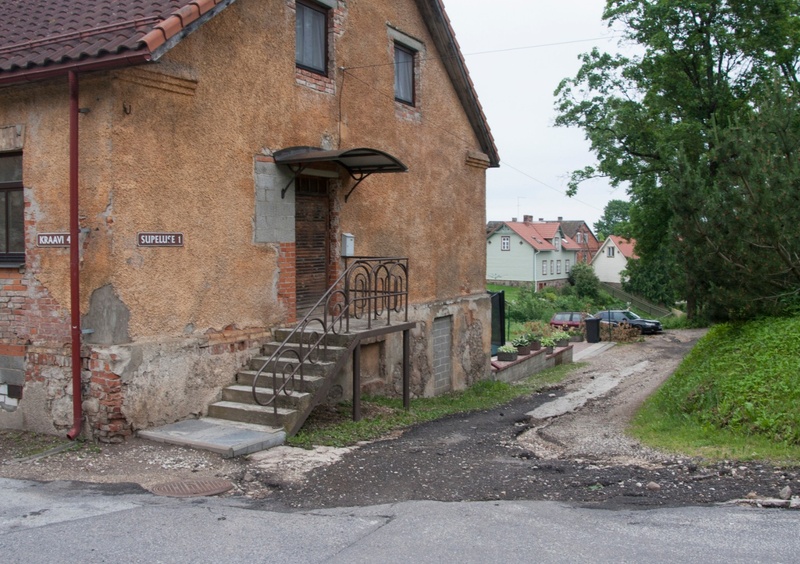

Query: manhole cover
<box><xmin>150</xmin><ymin>478</ymin><xmax>234</xmax><ymax>498</ymax></box>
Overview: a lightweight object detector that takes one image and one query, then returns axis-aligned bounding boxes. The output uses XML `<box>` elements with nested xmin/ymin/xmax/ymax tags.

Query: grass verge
<box><xmin>629</xmin><ymin>316</ymin><xmax>800</xmax><ymax>463</ymax></box>
<box><xmin>288</xmin><ymin>363</ymin><xmax>581</xmax><ymax>449</ymax></box>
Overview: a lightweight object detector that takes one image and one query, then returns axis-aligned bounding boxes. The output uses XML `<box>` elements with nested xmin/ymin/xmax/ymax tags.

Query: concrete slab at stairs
<box><xmin>138</xmin><ymin>418</ymin><xmax>285</xmax><ymax>458</ymax></box>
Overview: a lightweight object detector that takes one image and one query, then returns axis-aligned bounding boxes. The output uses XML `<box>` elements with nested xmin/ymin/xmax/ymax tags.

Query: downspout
<box><xmin>67</xmin><ymin>70</ymin><xmax>82</xmax><ymax>440</ymax></box>
<box><xmin>533</xmin><ymin>249</ymin><xmax>539</xmax><ymax>292</ymax></box>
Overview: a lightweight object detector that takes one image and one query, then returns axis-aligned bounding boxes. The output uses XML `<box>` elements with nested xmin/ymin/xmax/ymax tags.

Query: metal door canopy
<box><xmin>274</xmin><ymin>146</ymin><xmax>408</xmax><ymax>201</ymax></box>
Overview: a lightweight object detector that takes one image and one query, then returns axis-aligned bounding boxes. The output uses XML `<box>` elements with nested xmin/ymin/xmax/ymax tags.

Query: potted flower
<box><xmin>539</xmin><ymin>336</ymin><xmax>556</xmax><ymax>354</ymax></box>
<box><xmin>551</xmin><ymin>329</ymin><xmax>570</xmax><ymax>347</ymax></box>
<box><xmin>527</xmin><ymin>332</ymin><xmax>542</xmax><ymax>351</ymax></box>
<box><xmin>568</xmin><ymin>328</ymin><xmax>584</xmax><ymax>342</ymax></box>
<box><xmin>511</xmin><ymin>335</ymin><xmax>532</xmax><ymax>355</ymax></box>
<box><xmin>497</xmin><ymin>343</ymin><xmax>518</xmax><ymax>362</ymax></box>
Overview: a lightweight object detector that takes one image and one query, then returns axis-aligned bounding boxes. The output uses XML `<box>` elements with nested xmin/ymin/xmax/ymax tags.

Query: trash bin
<box><xmin>585</xmin><ymin>317</ymin><xmax>601</xmax><ymax>343</ymax></box>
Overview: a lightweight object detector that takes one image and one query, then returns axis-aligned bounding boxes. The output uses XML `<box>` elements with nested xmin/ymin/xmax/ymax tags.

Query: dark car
<box><xmin>550</xmin><ymin>311</ymin><xmax>591</xmax><ymax>330</ymax></box>
<box><xmin>592</xmin><ymin>310</ymin><xmax>663</xmax><ymax>334</ymax></box>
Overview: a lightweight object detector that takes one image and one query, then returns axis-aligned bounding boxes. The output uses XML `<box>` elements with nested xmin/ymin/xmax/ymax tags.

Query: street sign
<box><xmin>137</xmin><ymin>232</ymin><xmax>184</xmax><ymax>247</ymax></box>
<box><xmin>36</xmin><ymin>233</ymin><xmax>70</xmax><ymax>247</ymax></box>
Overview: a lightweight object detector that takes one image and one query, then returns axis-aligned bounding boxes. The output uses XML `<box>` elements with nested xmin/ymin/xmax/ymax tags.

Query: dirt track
<box><xmin>2</xmin><ymin>329</ymin><xmax>798</xmax><ymax>509</ymax></box>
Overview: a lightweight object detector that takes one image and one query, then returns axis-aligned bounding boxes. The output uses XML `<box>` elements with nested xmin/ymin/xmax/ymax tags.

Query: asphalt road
<box><xmin>1</xmin><ymin>477</ymin><xmax>798</xmax><ymax>563</ymax></box>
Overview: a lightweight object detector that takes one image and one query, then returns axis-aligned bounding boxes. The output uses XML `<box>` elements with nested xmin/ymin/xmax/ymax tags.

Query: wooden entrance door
<box><xmin>295</xmin><ymin>176</ymin><xmax>330</xmax><ymax>315</ymax></box>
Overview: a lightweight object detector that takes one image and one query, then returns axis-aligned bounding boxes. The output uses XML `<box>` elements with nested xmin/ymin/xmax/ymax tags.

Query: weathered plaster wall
<box><xmin>0</xmin><ymin>0</ymin><xmax>493</xmax><ymax>435</ymax></box>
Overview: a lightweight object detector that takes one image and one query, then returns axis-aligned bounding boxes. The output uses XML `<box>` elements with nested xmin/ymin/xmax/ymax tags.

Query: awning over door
<box><xmin>273</xmin><ymin>146</ymin><xmax>408</xmax><ymax>202</ymax></box>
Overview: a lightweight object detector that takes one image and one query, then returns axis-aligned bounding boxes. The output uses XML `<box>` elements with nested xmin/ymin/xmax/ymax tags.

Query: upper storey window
<box><xmin>388</xmin><ymin>27</ymin><xmax>424</xmax><ymax>109</ymax></box>
<box><xmin>296</xmin><ymin>0</ymin><xmax>328</xmax><ymax>75</ymax></box>
<box><xmin>394</xmin><ymin>43</ymin><xmax>415</xmax><ymax>105</ymax></box>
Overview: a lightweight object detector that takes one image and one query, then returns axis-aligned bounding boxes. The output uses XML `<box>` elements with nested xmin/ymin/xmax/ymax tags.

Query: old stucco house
<box><xmin>0</xmin><ymin>0</ymin><xmax>499</xmax><ymax>442</ymax></box>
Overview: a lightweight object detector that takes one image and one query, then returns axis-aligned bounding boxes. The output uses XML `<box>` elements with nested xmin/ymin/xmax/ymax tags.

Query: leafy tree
<box><xmin>568</xmin><ymin>262</ymin><xmax>600</xmax><ymax>300</ymax></box>
<box><xmin>594</xmin><ymin>199</ymin><xmax>631</xmax><ymax>240</ymax></box>
<box><xmin>555</xmin><ymin>0</ymin><xmax>800</xmax><ymax>320</ymax></box>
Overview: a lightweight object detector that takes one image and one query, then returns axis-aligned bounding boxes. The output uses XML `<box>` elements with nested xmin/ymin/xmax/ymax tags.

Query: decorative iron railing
<box><xmin>251</xmin><ymin>257</ymin><xmax>409</xmax><ymax>413</ymax></box>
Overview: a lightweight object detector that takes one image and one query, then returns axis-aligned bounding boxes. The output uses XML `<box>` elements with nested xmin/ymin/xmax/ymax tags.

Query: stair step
<box><xmin>236</xmin><ymin>369</ymin><xmax>324</xmax><ymax>391</ymax></box>
<box><xmin>207</xmin><ymin>401</ymin><xmax>298</xmax><ymax>428</ymax></box>
<box><xmin>222</xmin><ymin>384</ymin><xmax>310</xmax><ymax>408</ymax></box>
<box><xmin>246</xmin><ymin>355</ymin><xmax>333</xmax><ymax>376</ymax></box>
<box><xmin>261</xmin><ymin>341</ymin><xmax>348</xmax><ymax>362</ymax></box>
<box><xmin>273</xmin><ymin>327</ymin><xmax>356</xmax><ymax>348</ymax></box>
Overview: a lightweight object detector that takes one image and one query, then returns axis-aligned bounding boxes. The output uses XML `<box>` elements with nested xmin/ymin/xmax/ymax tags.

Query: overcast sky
<box><xmin>443</xmin><ymin>0</ymin><xmax>628</xmax><ymax>228</ymax></box>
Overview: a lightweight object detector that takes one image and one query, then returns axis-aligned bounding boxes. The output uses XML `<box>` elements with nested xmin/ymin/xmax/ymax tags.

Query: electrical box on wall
<box><xmin>342</xmin><ymin>233</ymin><xmax>355</xmax><ymax>257</ymax></box>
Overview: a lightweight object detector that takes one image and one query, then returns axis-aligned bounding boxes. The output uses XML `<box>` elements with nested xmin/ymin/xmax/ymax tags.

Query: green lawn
<box><xmin>630</xmin><ymin>316</ymin><xmax>800</xmax><ymax>462</ymax></box>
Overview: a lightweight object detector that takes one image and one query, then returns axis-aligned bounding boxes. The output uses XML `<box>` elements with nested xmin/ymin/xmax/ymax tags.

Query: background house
<box><xmin>591</xmin><ymin>235</ymin><xmax>638</xmax><ymax>284</ymax></box>
<box><xmin>558</xmin><ymin>219</ymin><xmax>600</xmax><ymax>264</ymax></box>
<box><xmin>0</xmin><ymin>0</ymin><xmax>498</xmax><ymax>440</ymax></box>
<box><xmin>486</xmin><ymin>216</ymin><xmax>577</xmax><ymax>290</ymax></box>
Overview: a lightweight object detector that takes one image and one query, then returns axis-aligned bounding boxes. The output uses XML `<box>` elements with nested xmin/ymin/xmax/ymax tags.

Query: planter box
<box><xmin>569</xmin><ymin>335</ymin><xmax>584</xmax><ymax>342</ymax></box>
<box><xmin>497</xmin><ymin>351</ymin><xmax>518</xmax><ymax>362</ymax></box>
<box><xmin>556</xmin><ymin>339</ymin><xmax>569</xmax><ymax>348</ymax></box>
<box><xmin>516</xmin><ymin>345</ymin><xmax>532</xmax><ymax>356</ymax></box>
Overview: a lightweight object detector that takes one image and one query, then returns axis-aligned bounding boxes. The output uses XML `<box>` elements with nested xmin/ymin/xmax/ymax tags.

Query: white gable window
<box><xmin>500</xmin><ymin>236</ymin><xmax>510</xmax><ymax>251</ymax></box>
<box><xmin>607</xmin><ymin>246</ymin><xmax>615</xmax><ymax>258</ymax></box>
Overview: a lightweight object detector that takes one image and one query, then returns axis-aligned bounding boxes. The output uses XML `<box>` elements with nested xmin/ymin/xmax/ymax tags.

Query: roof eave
<box><xmin>0</xmin><ymin>51</ymin><xmax>152</xmax><ymax>87</ymax></box>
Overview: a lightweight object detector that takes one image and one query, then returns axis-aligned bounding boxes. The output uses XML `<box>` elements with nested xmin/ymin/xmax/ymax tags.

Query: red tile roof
<box><xmin>502</xmin><ymin>222</ymin><xmax>556</xmax><ymax>252</ymax></box>
<box><xmin>608</xmin><ymin>235</ymin><xmax>638</xmax><ymax>259</ymax></box>
<box><xmin>0</xmin><ymin>0</ymin><xmax>226</xmax><ymax>84</ymax></box>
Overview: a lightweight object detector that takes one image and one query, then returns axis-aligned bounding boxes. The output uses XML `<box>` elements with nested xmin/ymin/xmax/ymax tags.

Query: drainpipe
<box><xmin>66</xmin><ymin>70</ymin><xmax>82</xmax><ymax>440</ymax></box>
<box><xmin>533</xmin><ymin>250</ymin><xmax>539</xmax><ymax>292</ymax></box>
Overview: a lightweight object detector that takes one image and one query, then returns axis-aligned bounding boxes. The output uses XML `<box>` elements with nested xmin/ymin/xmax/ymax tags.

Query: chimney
<box><xmin>538</xmin><ymin>218</ymin><xmax>544</xmax><ymax>222</ymax></box>
<box><xmin>558</xmin><ymin>216</ymin><xmax>563</xmax><ymax>221</ymax></box>
<box><xmin>511</xmin><ymin>217</ymin><xmax>517</xmax><ymax>222</ymax></box>
<box><xmin>523</xmin><ymin>215</ymin><xmax>533</xmax><ymax>223</ymax></box>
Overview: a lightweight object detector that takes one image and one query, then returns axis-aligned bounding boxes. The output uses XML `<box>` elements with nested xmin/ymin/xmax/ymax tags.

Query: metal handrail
<box><xmin>251</xmin><ymin>257</ymin><xmax>409</xmax><ymax>413</ymax></box>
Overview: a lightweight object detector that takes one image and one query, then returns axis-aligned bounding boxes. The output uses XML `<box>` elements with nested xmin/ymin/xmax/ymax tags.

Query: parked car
<box><xmin>550</xmin><ymin>312</ymin><xmax>591</xmax><ymax>330</ymax></box>
<box><xmin>592</xmin><ymin>310</ymin><xmax>663</xmax><ymax>334</ymax></box>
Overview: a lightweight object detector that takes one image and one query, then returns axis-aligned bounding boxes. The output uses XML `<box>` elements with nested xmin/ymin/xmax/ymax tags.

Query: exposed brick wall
<box><xmin>1</xmin><ymin>266</ymin><xmax>72</xmax><ymax>413</ymax></box>
<box><xmin>278</xmin><ymin>242</ymin><xmax>297</xmax><ymax>323</ymax></box>
<box><xmin>87</xmin><ymin>351</ymin><xmax>130</xmax><ymax>443</ymax></box>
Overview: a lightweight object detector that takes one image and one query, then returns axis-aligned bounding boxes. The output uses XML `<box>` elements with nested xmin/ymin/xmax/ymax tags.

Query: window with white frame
<box><xmin>542</xmin><ymin>260</ymin><xmax>547</xmax><ymax>276</ymax></box>
<box><xmin>500</xmin><ymin>236</ymin><xmax>510</xmax><ymax>251</ymax></box>
<box><xmin>557</xmin><ymin>260</ymin><xmax>561</xmax><ymax>274</ymax></box>
<box><xmin>550</xmin><ymin>260</ymin><xmax>554</xmax><ymax>274</ymax></box>
<box><xmin>565</xmin><ymin>259</ymin><xmax>570</xmax><ymax>273</ymax></box>
<box><xmin>296</xmin><ymin>0</ymin><xmax>328</xmax><ymax>75</ymax></box>
<box><xmin>607</xmin><ymin>246</ymin><xmax>615</xmax><ymax>258</ymax></box>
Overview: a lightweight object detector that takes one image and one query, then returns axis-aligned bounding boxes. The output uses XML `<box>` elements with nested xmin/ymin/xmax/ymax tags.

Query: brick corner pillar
<box><xmin>278</xmin><ymin>242</ymin><xmax>297</xmax><ymax>323</ymax></box>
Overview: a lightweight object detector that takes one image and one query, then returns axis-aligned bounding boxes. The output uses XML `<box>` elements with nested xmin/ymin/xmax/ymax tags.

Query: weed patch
<box><xmin>288</xmin><ymin>364</ymin><xmax>579</xmax><ymax>448</ymax></box>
